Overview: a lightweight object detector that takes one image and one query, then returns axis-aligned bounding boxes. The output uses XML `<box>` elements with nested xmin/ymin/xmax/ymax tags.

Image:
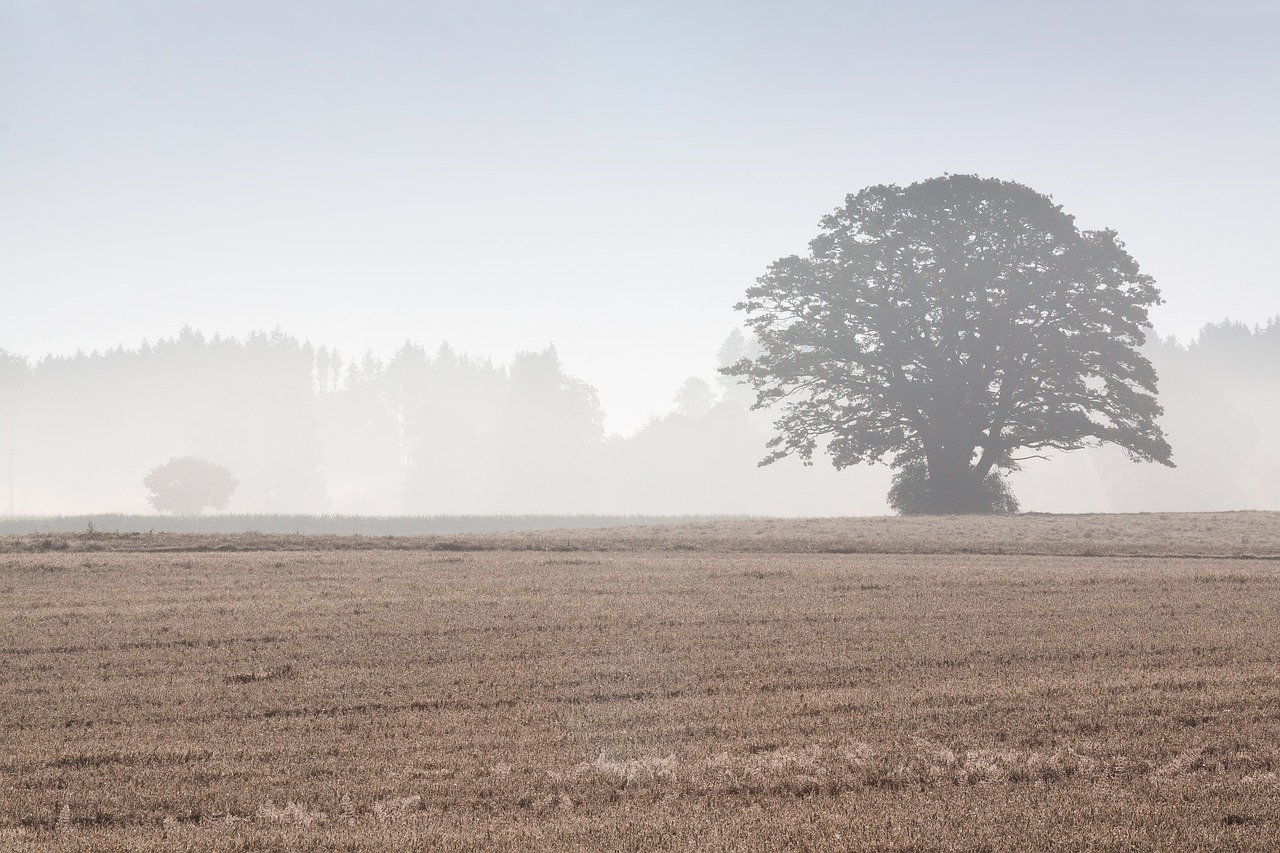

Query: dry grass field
<box><xmin>3</xmin><ymin>512</ymin><xmax>1280</xmax><ymax>851</ymax></box>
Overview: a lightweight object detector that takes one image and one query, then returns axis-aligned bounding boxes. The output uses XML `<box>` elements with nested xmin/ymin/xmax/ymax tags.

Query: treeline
<box><xmin>0</xmin><ymin>320</ymin><xmax>1276</xmax><ymax>516</ymax></box>
<box><xmin>0</xmin><ymin>327</ymin><xmax>876</xmax><ymax>517</ymax></box>
<box><xmin>1011</xmin><ymin>318</ymin><xmax>1280</xmax><ymax>513</ymax></box>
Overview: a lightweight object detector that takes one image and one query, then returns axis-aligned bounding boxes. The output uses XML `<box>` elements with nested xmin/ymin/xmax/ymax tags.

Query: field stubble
<box><xmin>2</xmin><ymin>512</ymin><xmax>1280</xmax><ymax>850</ymax></box>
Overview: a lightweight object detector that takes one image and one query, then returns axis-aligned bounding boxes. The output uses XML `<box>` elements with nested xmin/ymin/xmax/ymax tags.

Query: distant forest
<box><xmin>0</xmin><ymin>320</ymin><xmax>1277</xmax><ymax>516</ymax></box>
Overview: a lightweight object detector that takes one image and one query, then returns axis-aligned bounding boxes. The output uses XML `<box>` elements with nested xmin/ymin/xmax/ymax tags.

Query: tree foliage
<box><xmin>143</xmin><ymin>456</ymin><xmax>238</xmax><ymax>515</ymax></box>
<box><xmin>724</xmin><ymin>174</ymin><xmax>1173</xmax><ymax>513</ymax></box>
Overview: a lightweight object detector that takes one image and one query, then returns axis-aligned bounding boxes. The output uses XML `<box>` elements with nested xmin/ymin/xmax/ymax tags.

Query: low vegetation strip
<box><xmin>0</xmin><ymin>513</ymin><xmax>747</xmax><ymax>536</ymax></box>
<box><xmin>3</xmin><ymin>511</ymin><xmax>1278</xmax><ymax>558</ymax></box>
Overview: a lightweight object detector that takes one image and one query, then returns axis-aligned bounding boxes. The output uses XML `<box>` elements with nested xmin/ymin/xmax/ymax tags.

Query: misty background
<box><xmin>3</xmin><ymin>1</ymin><xmax>1278</xmax><ymax>517</ymax></box>
<box><xmin>0</xmin><ymin>320</ymin><xmax>1277</xmax><ymax>517</ymax></box>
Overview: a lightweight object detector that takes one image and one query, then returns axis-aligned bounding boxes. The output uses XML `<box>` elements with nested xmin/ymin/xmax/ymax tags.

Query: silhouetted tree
<box><xmin>724</xmin><ymin>174</ymin><xmax>1173</xmax><ymax>514</ymax></box>
<box><xmin>314</xmin><ymin>348</ymin><xmax>401</xmax><ymax>512</ymax></box>
<box><xmin>715</xmin><ymin>329</ymin><xmax>760</xmax><ymax>409</ymax></box>
<box><xmin>0</xmin><ymin>350</ymin><xmax>30</xmax><ymax>515</ymax></box>
<box><xmin>672</xmin><ymin>378</ymin><xmax>716</xmax><ymax>420</ymax></box>
<box><xmin>493</xmin><ymin>347</ymin><xmax>604</xmax><ymax>511</ymax></box>
<box><xmin>143</xmin><ymin>456</ymin><xmax>238</xmax><ymax>514</ymax></box>
<box><xmin>398</xmin><ymin>343</ymin><xmax>507</xmax><ymax>513</ymax></box>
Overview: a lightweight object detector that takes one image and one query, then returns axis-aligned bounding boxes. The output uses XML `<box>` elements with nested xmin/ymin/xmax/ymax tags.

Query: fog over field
<box><xmin>2</xmin><ymin>1</ymin><xmax>1278</xmax><ymax>517</ymax></box>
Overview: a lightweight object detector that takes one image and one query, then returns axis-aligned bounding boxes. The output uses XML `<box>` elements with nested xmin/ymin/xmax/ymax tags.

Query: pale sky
<box><xmin>3</xmin><ymin>0</ymin><xmax>1278</xmax><ymax>434</ymax></box>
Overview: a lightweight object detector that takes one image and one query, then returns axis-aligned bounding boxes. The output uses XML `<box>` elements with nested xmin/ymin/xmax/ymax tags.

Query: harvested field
<box><xmin>3</xmin><ymin>512</ymin><xmax>1280</xmax><ymax>850</ymax></box>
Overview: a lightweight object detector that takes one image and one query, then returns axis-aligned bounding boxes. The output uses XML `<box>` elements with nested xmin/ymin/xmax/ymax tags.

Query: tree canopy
<box><xmin>724</xmin><ymin>174</ymin><xmax>1174</xmax><ymax>513</ymax></box>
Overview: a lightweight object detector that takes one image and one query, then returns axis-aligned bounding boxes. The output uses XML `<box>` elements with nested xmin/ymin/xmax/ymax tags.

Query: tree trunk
<box><xmin>922</xmin><ymin>377</ymin><xmax>989</xmax><ymax>513</ymax></box>
<box><xmin>924</xmin><ymin>446</ymin><xmax>987</xmax><ymax>514</ymax></box>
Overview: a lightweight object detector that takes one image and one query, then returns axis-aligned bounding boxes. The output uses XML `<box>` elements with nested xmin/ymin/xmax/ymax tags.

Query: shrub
<box><xmin>143</xmin><ymin>457</ymin><xmax>238</xmax><ymax>515</ymax></box>
<box><xmin>887</xmin><ymin>460</ymin><xmax>1019</xmax><ymax>515</ymax></box>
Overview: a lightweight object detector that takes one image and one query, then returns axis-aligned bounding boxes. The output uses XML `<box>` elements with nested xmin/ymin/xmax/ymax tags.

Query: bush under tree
<box><xmin>888</xmin><ymin>459</ymin><xmax>1019</xmax><ymax>515</ymax></box>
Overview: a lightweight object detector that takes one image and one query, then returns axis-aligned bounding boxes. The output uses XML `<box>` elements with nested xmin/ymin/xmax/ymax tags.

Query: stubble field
<box><xmin>3</xmin><ymin>512</ymin><xmax>1280</xmax><ymax>851</ymax></box>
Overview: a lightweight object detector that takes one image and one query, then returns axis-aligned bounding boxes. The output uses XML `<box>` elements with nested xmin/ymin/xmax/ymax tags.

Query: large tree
<box><xmin>723</xmin><ymin>174</ymin><xmax>1174</xmax><ymax>513</ymax></box>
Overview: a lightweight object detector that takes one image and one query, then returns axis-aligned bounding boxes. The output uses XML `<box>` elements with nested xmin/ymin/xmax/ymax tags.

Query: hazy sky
<box><xmin>3</xmin><ymin>0</ymin><xmax>1277</xmax><ymax>433</ymax></box>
